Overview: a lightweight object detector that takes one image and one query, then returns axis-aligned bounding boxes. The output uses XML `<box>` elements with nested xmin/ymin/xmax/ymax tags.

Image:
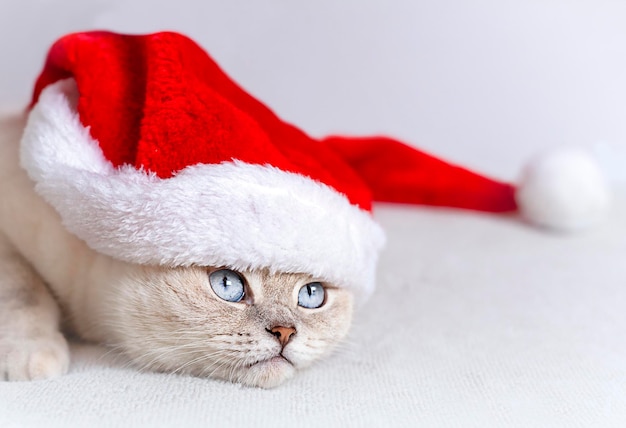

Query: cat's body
<box><xmin>0</xmin><ymin>113</ymin><xmax>354</xmax><ymax>388</ymax></box>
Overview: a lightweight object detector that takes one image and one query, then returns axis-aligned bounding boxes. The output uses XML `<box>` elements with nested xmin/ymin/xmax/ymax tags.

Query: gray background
<box><xmin>1</xmin><ymin>0</ymin><xmax>625</xmax><ymax>181</ymax></box>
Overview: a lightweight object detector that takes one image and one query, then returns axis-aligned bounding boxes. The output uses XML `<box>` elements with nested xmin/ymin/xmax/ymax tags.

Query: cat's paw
<box><xmin>0</xmin><ymin>331</ymin><xmax>70</xmax><ymax>381</ymax></box>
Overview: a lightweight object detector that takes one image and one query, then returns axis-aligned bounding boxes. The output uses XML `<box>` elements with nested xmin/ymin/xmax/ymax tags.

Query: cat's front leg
<box><xmin>0</xmin><ymin>233</ymin><xmax>69</xmax><ymax>381</ymax></box>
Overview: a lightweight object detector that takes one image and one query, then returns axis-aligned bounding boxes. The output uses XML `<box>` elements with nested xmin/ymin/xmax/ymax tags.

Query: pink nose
<box><xmin>267</xmin><ymin>326</ymin><xmax>296</xmax><ymax>347</ymax></box>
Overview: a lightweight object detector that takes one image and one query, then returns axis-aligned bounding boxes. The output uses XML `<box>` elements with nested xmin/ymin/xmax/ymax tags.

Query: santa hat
<box><xmin>20</xmin><ymin>31</ymin><xmax>610</xmax><ymax>299</ymax></box>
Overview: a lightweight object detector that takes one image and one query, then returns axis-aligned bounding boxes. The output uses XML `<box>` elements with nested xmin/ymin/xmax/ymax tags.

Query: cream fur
<box><xmin>0</xmin><ymin>233</ymin><xmax>69</xmax><ymax>381</ymax></box>
<box><xmin>0</xmin><ymin>113</ymin><xmax>131</xmax><ymax>344</ymax></box>
<box><xmin>20</xmin><ymin>79</ymin><xmax>386</xmax><ymax>299</ymax></box>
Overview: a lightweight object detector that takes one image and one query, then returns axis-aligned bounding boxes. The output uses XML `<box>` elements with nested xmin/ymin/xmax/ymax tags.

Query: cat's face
<box><xmin>106</xmin><ymin>265</ymin><xmax>354</xmax><ymax>388</ymax></box>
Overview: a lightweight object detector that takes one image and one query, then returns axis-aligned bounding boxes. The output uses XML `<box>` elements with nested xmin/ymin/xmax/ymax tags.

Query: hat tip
<box><xmin>515</xmin><ymin>148</ymin><xmax>611</xmax><ymax>231</ymax></box>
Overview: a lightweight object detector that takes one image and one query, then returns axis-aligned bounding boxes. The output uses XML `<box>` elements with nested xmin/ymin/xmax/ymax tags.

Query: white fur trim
<box><xmin>20</xmin><ymin>79</ymin><xmax>386</xmax><ymax>298</ymax></box>
<box><xmin>516</xmin><ymin>148</ymin><xmax>611</xmax><ymax>231</ymax></box>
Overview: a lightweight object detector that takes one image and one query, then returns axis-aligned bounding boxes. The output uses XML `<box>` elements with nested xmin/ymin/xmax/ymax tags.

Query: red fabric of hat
<box><xmin>20</xmin><ymin>31</ymin><xmax>609</xmax><ymax>299</ymax></box>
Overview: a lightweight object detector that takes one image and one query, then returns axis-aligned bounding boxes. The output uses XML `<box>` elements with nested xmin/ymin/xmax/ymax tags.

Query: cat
<box><xmin>2</xmin><ymin>28</ymin><xmax>607</xmax><ymax>390</ymax></box>
<box><xmin>0</xmin><ymin>113</ymin><xmax>354</xmax><ymax>388</ymax></box>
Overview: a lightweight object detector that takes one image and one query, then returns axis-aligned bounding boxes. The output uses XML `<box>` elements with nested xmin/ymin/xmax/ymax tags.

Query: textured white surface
<box><xmin>1</xmin><ymin>193</ymin><xmax>625</xmax><ymax>427</ymax></box>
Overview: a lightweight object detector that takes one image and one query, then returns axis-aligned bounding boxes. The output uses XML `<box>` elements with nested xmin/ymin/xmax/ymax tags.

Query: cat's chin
<box><xmin>236</xmin><ymin>356</ymin><xmax>296</xmax><ymax>389</ymax></box>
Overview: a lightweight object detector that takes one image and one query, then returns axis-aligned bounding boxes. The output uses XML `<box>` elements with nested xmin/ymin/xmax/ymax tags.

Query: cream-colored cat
<box><xmin>0</xmin><ymin>113</ymin><xmax>353</xmax><ymax>388</ymax></box>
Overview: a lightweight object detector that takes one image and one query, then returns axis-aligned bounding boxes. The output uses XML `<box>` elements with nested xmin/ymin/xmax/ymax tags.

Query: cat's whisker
<box><xmin>203</xmin><ymin>355</ymin><xmax>239</xmax><ymax>380</ymax></box>
<box><xmin>141</xmin><ymin>347</ymin><xmax>224</xmax><ymax>373</ymax></box>
<box><xmin>170</xmin><ymin>350</ymin><xmax>235</xmax><ymax>375</ymax></box>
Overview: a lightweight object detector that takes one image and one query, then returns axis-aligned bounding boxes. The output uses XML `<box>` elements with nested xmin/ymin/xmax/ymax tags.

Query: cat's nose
<box><xmin>266</xmin><ymin>326</ymin><xmax>296</xmax><ymax>347</ymax></box>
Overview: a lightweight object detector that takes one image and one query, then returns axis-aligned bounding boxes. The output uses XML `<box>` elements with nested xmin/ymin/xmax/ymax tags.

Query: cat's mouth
<box><xmin>241</xmin><ymin>354</ymin><xmax>297</xmax><ymax>388</ymax></box>
<box><xmin>247</xmin><ymin>355</ymin><xmax>293</xmax><ymax>368</ymax></box>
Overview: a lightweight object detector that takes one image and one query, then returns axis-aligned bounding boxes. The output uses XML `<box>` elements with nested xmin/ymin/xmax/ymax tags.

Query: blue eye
<box><xmin>209</xmin><ymin>269</ymin><xmax>245</xmax><ymax>302</ymax></box>
<box><xmin>298</xmin><ymin>282</ymin><xmax>325</xmax><ymax>309</ymax></box>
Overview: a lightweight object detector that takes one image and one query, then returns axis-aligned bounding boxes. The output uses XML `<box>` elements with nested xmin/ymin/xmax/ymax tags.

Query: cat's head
<box><xmin>107</xmin><ymin>265</ymin><xmax>354</xmax><ymax>388</ymax></box>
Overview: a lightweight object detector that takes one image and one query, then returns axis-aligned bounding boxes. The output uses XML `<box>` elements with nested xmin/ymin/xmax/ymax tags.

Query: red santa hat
<box><xmin>21</xmin><ymin>31</ymin><xmax>609</xmax><ymax>299</ymax></box>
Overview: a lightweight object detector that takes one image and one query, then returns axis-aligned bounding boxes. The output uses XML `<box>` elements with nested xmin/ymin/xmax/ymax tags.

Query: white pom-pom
<box><xmin>516</xmin><ymin>148</ymin><xmax>611</xmax><ymax>231</ymax></box>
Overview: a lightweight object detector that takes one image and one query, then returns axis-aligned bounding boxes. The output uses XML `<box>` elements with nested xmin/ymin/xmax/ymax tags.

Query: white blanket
<box><xmin>1</xmin><ymin>193</ymin><xmax>624</xmax><ymax>427</ymax></box>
